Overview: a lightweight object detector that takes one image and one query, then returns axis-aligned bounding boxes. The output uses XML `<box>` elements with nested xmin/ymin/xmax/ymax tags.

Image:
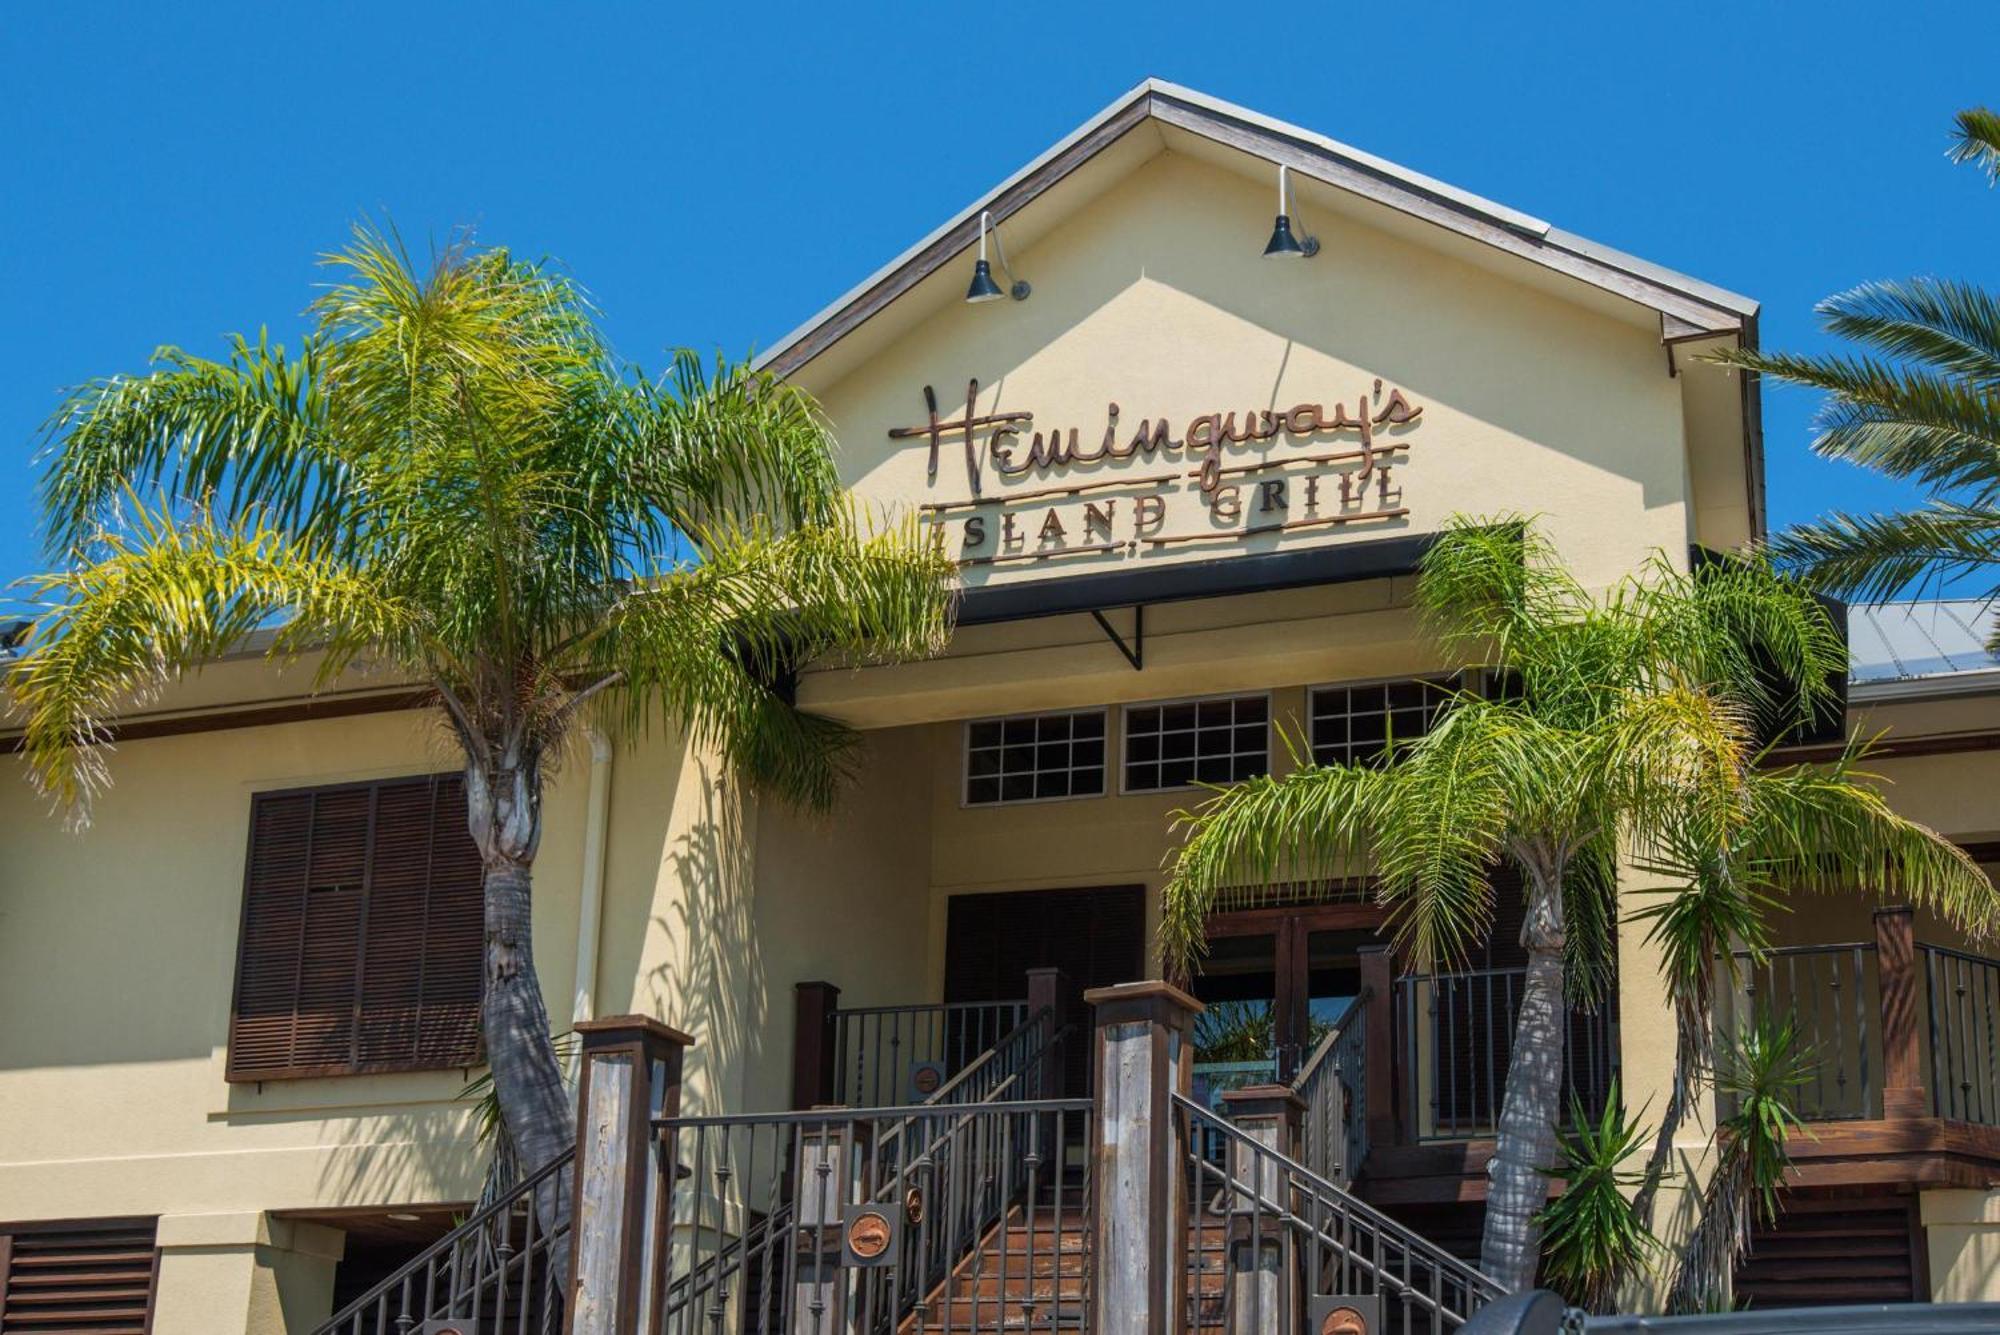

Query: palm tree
<box><xmin>1717</xmin><ymin>107</ymin><xmax>2000</xmax><ymax>616</ymax></box>
<box><xmin>11</xmin><ymin>226</ymin><xmax>955</xmax><ymax>1192</ymax></box>
<box><xmin>1161</xmin><ymin>517</ymin><xmax>1993</xmax><ymax>1291</ymax></box>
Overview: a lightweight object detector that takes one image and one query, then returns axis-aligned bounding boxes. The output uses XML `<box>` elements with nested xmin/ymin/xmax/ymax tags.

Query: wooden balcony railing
<box><xmin>1729</xmin><ymin>907</ymin><xmax>2000</xmax><ymax>1128</ymax></box>
<box><xmin>1389</xmin><ymin>966</ymin><xmax>1620</xmax><ymax>1143</ymax></box>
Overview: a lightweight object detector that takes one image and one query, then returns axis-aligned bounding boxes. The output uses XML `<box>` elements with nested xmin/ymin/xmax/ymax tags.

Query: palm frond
<box><xmin>1816</xmin><ymin>277</ymin><xmax>2000</xmax><ymax>386</ymax></box>
<box><xmin>37</xmin><ymin>333</ymin><xmax>335</xmax><ymax>560</ymax></box>
<box><xmin>571</xmin><ymin>506</ymin><xmax>953</xmax><ymax>811</ymax></box>
<box><xmin>1762</xmin><ymin>503</ymin><xmax>2000</xmax><ymax>606</ymax></box>
<box><xmin>1160</xmin><ymin>759</ymin><xmax>1390</xmax><ymax>966</ymax></box>
<box><xmin>1949</xmin><ymin>107</ymin><xmax>2000</xmax><ymax>184</ymax></box>
<box><xmin>1717</xmin><ymin>347</ymin><xmax>2000</xmax><ymax>497</ymax></box>
<box><xmin>1741</xmin><ymin>756</ymin><xmax>2000</xmax><ymax>935</ymax></box>
<box><xmin>10</xmin><ymin>504</ymin><xmax>411</xmax><ymax>815</ymax></box>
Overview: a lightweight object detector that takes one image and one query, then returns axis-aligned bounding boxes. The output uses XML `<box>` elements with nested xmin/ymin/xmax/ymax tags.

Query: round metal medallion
<box><xmin>847</xmin><ymin>1209</ymin><xmax>893</xmax><ymax>1261</ymax></box>
<box><xmin>1321</xmin><ymin>1306</ymin><xmax>1369</xmax><ymax>1335</ymax></box>
<box><xmin>912</xmin><ymin>1065</ymin><xmax>942</xmax><ymax>1095</ymax></box>
<box><xmin>905</xmin><ymin>1187</ymin><xmax>925</xmax><ymax>1226</ymax></box>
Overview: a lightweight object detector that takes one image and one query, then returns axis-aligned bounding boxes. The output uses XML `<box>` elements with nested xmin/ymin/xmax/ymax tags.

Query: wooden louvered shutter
<box><xmin>229</xmin><ymin>776</ymin><xmax>483</xmax><ymax>1080</ymax></box>
<box><xmin>0</xmin><ymin>1218</ymin><xmax>160</xmax><ymax>1333</ymax></box>
<box><xmin>357</xmin><ymin>775</ymin><xmax>483</xmax><ymax>1070</ymax></box>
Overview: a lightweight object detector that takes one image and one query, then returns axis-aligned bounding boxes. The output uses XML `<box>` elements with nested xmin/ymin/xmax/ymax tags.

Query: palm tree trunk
<box><xmin>1480</xmin><ymin>869</ymin><xmax>1569</xmax><ymax>1292</ymax></box>
<box><xmin>463</xmin><ymin>755</ymin><xmax>575</xmax><ymax>1291</ymax></box>
<box><xmin>482</xmin><ymin>857</ymin><xmax>573</xmax><ymax>1176</ymax></box>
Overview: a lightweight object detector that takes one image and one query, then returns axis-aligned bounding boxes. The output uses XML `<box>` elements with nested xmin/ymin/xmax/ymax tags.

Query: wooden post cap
<box><xmin>574</xmin><ymin>1014</ymin><xmax>696</xmax><ymax>1049</ymax></box>
<box><xmin>1083</xmin><ymin>979</ymin><xmax>1205</xmax><ymax>1016</ymax></box>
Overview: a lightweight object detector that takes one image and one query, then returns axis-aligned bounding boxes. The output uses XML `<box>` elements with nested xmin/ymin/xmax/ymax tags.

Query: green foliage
<box><xmin>1162</xmin><ymin>515</ymin><xmax>1989</xmax><ymax>978</ymax></box>
<box><xmin>1667</xmin><ymin>1013</ymin><xmax>1814</xmax><ymax>1313</ymax></box>
<box><xmin>1714</xmin><ymin>1013</ymin><xmax>1814</xmax><ymax>1228</ymax></box>
<box><xmin>1163</xmin><ymin>514</ymin><xmax>1995</xmax><ymax>1290</ymax></box>
<box><xmin>1949</xmin><ymin>107</ymin><xmax>2000</xmax><ymax>184</ymax></box>
<box><xmin>1713</xmin><ymin>106</ymin><xmax>2000</xmax><ymax>632</ymax></box>
<box><xmin>14</xmin><ymin>223</ymin><xmax>957</xmax><ymax>819</ymax></box>
<box><xmin>1536</xmin><ymin>1082</ymin><xmax>1659</xmax><ymax>1312</ymax></box>
<box><xmin>1193</xmin><ymin>1000</ymin><xmax>1278</xmax><ymax>1062</ymax></box>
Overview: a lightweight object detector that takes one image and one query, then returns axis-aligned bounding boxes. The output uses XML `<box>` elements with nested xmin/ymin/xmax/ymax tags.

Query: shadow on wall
<box><xmin>652</xmin><ymin>766</ymin><xmax>762</xmax><ymax>1117</ymax></box>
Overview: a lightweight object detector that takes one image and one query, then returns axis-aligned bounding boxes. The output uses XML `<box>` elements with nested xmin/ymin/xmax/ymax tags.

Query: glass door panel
<box><xmin>1189</xmin><ymin>932</ymin><xmax>1279</xmax><ymax>1108</ymax></box>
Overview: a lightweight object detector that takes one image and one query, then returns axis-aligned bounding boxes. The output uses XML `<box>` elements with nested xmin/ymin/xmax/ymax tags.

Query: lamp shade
<box><xmin>1263</xmin><ymin>214</ymin><xmax>1306</xmax><ymax>258</ymax></box>
<box><xmin>965</xmin><ymin>258</ymin><xmax>1005</xmax><ymax>303</ymax></box>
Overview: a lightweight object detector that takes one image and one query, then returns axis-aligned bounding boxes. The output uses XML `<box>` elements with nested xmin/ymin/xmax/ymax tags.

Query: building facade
<box><xmin>5</xmin><ymin>81</ymin><xmax>2000</xmax><ymax>1332</ymax></box>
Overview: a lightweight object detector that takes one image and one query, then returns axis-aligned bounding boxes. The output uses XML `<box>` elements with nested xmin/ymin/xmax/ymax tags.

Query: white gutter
<box><xmin>570</xmin><ymin>730</ymin><xmax>614</xmax><ymax>1053</ymax></box>
<box><xmin>1850</xmin><ymin>670</ymin><xmax>2000</xmax><ymax>705</ymax></box>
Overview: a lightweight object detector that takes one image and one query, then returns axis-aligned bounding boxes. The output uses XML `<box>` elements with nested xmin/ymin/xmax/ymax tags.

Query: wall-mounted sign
<box><xmin>891</xmin><ymin>379</ymin><xmax>1423</xmax><ymax>568</ymax></box>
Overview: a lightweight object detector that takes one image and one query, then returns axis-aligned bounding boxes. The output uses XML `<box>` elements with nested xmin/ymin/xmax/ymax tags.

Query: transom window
<box><xmin>964</xmin><ymin>710</ymin><xmax>1107</xmax><ymax>805</ymax></box>
<box><xmin>1309</xmin><ymin>677</ymin><xmax>1452</xmax><ymax>768</ymax></box>
<box><xmin>1123</xmin><ymin>695</ymin><xmax>1270</xmax><ymax>792</ymax></box>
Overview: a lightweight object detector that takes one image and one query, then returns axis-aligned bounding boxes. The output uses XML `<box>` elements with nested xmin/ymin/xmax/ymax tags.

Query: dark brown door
<box><xmin>944</xmin><ymin>884</ymin><xmax>1146</xmax><ymax>1094</ymax></box>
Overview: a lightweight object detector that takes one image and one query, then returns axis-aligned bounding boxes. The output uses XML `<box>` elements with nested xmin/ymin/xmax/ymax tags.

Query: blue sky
<box><xmin>3</xmin><ymin>2</ymin><xmax>1997</xmax><ymax>612</ymax></box>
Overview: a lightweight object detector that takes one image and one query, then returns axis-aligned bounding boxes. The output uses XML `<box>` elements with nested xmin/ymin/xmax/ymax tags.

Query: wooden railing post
<box><xmin>1875</xmin><ymin>907</ymin><xmax>1927</xmax><ymax>1119</ymax></box>
<box><xmin>794</xmin><ymin>1114</ymin><xmax>870</xmax><ymax>1335</ymax></box>
<box><xmin>792</xmin><ymin>980</ymin><xmax>841</xmax><ymax>1110</ymax></box>
<box><xmin>1027</xmin><ymin>966</ymin><xmax>1071</xmax><ymax>1095</ymax></box>
<box><xmin>567</xmin><ymin>1014</ymin><xmax>694</xmax><ymax>1335</ymax></box>
<box><xmin>1220</xmin><ymin>1086</ymin><xmax>1304</xmax><ymax>1335</ymax></box>
<box><xmin>1087</xmin><ymin>980</ymin><xmax>1203</xmax><ymax>1335</ymax></box>
<box><xmin>1358</xmin><ymin>946</ymin><xmax>1399</xmax><ymax>1146</ymax></box>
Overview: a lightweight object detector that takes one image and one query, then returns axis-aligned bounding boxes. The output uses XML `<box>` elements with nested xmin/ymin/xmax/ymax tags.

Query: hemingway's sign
<box><xmin>890</xmin><ymin>378</ymin><xmax>1423</xmax><ymax>566</ymax></box>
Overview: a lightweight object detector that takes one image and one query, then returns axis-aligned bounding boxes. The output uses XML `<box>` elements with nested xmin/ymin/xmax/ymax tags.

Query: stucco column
<box><xmin>1087</xmin><ymin>979</ymin><xmax>1203</xmax><ymax>1335</ymax></box>
<box><xmin>149</xmin><ymin>1212</ymin><xmax>344</xmax><ymax>1335</ymax></box>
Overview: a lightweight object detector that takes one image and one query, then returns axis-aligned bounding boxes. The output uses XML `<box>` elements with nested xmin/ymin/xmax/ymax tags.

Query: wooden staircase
<box><xmin>894</xmin><ymin>1208</ymin><xmax>1248</xmax><ymax>1334</ymax></box>
<box><xmin>898</xmin><ymin>1207</ymin><xmax>1089</xmax><ymax>1333</ymax></box>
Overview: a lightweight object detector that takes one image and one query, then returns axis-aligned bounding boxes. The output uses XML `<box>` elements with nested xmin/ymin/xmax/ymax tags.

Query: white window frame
<box><xmin>1118</xmin><ymin>691</ymin><xmax>1275</xmax><ymax>796</ymax></box>
<box><xmin>1305</xmin><ymin>674</ymin><xmax>1456</xmax><ymax>769</ymax></box>
<box><xmin>960</xmin><ymin>707</ymin><xmax>1112</xmax><ymax>808</ymax></box>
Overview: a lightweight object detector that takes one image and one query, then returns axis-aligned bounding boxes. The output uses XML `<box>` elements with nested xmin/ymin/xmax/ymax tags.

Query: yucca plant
<box><xmin>1667</xmin><ymin>1013</ymin><xmax>1815</xmax><ymax>1312</ymax></box>
<box><xmin>12</xmin><ymin>224</ymin><xmax>956</xmax><ymax>1197</ymax></box>
<box><xmin>1716</xmin><ymin>106</ymin><xmax>2000</xmax><ymax>618</ymax></box>
<box><xmin>1163</xmin><ymin>516</ymin><xmax>1994</xmax><ymax>1290</ymax></box>
<box><xmin>1537</xmin><ymin>1081</ymin><xmax>1659</xmax><ymax>1313</ymax></box>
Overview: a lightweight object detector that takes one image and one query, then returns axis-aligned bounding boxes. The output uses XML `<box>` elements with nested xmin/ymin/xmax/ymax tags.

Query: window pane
<box><xmin>964</xmin><ymin>710</ymin><xmax>1107</xmax><ymax>805</ymax></box>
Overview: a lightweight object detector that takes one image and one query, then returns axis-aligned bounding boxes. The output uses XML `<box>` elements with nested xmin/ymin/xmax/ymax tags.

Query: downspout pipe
<box><xmin>569</xmin><ymin>729</ymin><xmax>614</xmax><ymax>1076</ymax></box>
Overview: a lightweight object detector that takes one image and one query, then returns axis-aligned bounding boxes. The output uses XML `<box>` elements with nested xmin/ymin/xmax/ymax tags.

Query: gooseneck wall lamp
<box><xmin>1263</xmin><ymin>164</ymin><xmax>1320</xmax><ymax>259</ymax></box>
<box><xmin>965</xmin><ymin>210</ymin><xmax>1031</xmax><ymax>304</ymax></box>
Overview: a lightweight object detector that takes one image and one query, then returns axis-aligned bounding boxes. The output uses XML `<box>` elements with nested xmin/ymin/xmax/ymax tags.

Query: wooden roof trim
<box><xmin>0</xmin><ymin>686</ymin><xmax>431</xmax><ymax>753</ymax></box>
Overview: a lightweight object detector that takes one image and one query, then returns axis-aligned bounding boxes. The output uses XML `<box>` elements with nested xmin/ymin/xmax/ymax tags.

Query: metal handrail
<box><xmin>1176</xmin><ymin>1091</ymin><xmax>1503</xmax><ymax>1330</ymax></box>
<box><xmin>1289</xmin><ymin>988</ymin><xmax>1372</xmax><ymax>1186</ymax></box>
<box><xmin>654</xmin><ymin>1012</ymin><xmax>1079</xmax><ymax>1334</ymax></box>
<box><xmin>312</xmin><ymin>1144</ymin><xmax>575</xmax><ymax>1335</ymax></box>
<box><xmin>1289</xmin><ymin>986</ymin><xmax>1371</xmax><ymax>1095</ymax></box>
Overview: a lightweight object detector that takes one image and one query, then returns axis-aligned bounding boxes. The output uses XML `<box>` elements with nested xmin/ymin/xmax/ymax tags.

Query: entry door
<box><xmin>1194</xmin><ymin>902</ymin><xmax>1388</xmax><ymax>1103</ymax></box>
<box><xmin>943</xmin><ymin>884</ymin><xmax>1146</xmax><ymax>1094</ymax></box>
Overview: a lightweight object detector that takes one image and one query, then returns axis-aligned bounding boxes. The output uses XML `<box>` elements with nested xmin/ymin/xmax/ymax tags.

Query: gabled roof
<box><xmin>755</xmin><ymin>78</ymin><xmax>1760</xmax><ymax>382</ymax></box>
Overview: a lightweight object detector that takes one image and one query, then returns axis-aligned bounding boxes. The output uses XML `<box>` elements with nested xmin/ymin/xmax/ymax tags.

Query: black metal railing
<box><xmin>1176</xmin><ymin>1093</ymin><xmax>1504</xmax><ymax>1334</ymax></box>
<box><xmin>653</xmin><ymin>1099</ymin><xmax>1091</xmax><ymax>1333</ymax></box>
<box><xmin>828</xmin><ymin>998</ymin><xmax>1030</xmax><ymax>1107</ymax></box>
<box><xmin>1731</xmin><ymin>942</ymin><xmax>1879</xmax><ymax>1122</ymax></box>
<box><xmin>655</xmin><ymin>1008</ymin><xmax>1087</xmax><ymax>1333</ymax></box>
<box><xmin>312</xmin><ymin>1145</ymin><xmax>573</xmax><ymax>1335</ymax></box>
<box><xmin>1923</xmin><ymin>943</ymin><xmax>2000</xmax><ymax>1125</ymax></box>
<box><xmin>1393</xmin><ymin>968</ymin><xmax>1619</xmax><ymax>1142</ymax></box>
<box><xmin>1290</xmin><ymin>990</ymin><xmax>1371</xmax><ymax>1187</ymax></box>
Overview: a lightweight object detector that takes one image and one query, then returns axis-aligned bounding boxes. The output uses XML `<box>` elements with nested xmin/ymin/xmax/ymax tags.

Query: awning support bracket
<box><xmin>1090</xmin><ymin>605</ymin><xmax>1144</xmax><ymax>671</ymax></box>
